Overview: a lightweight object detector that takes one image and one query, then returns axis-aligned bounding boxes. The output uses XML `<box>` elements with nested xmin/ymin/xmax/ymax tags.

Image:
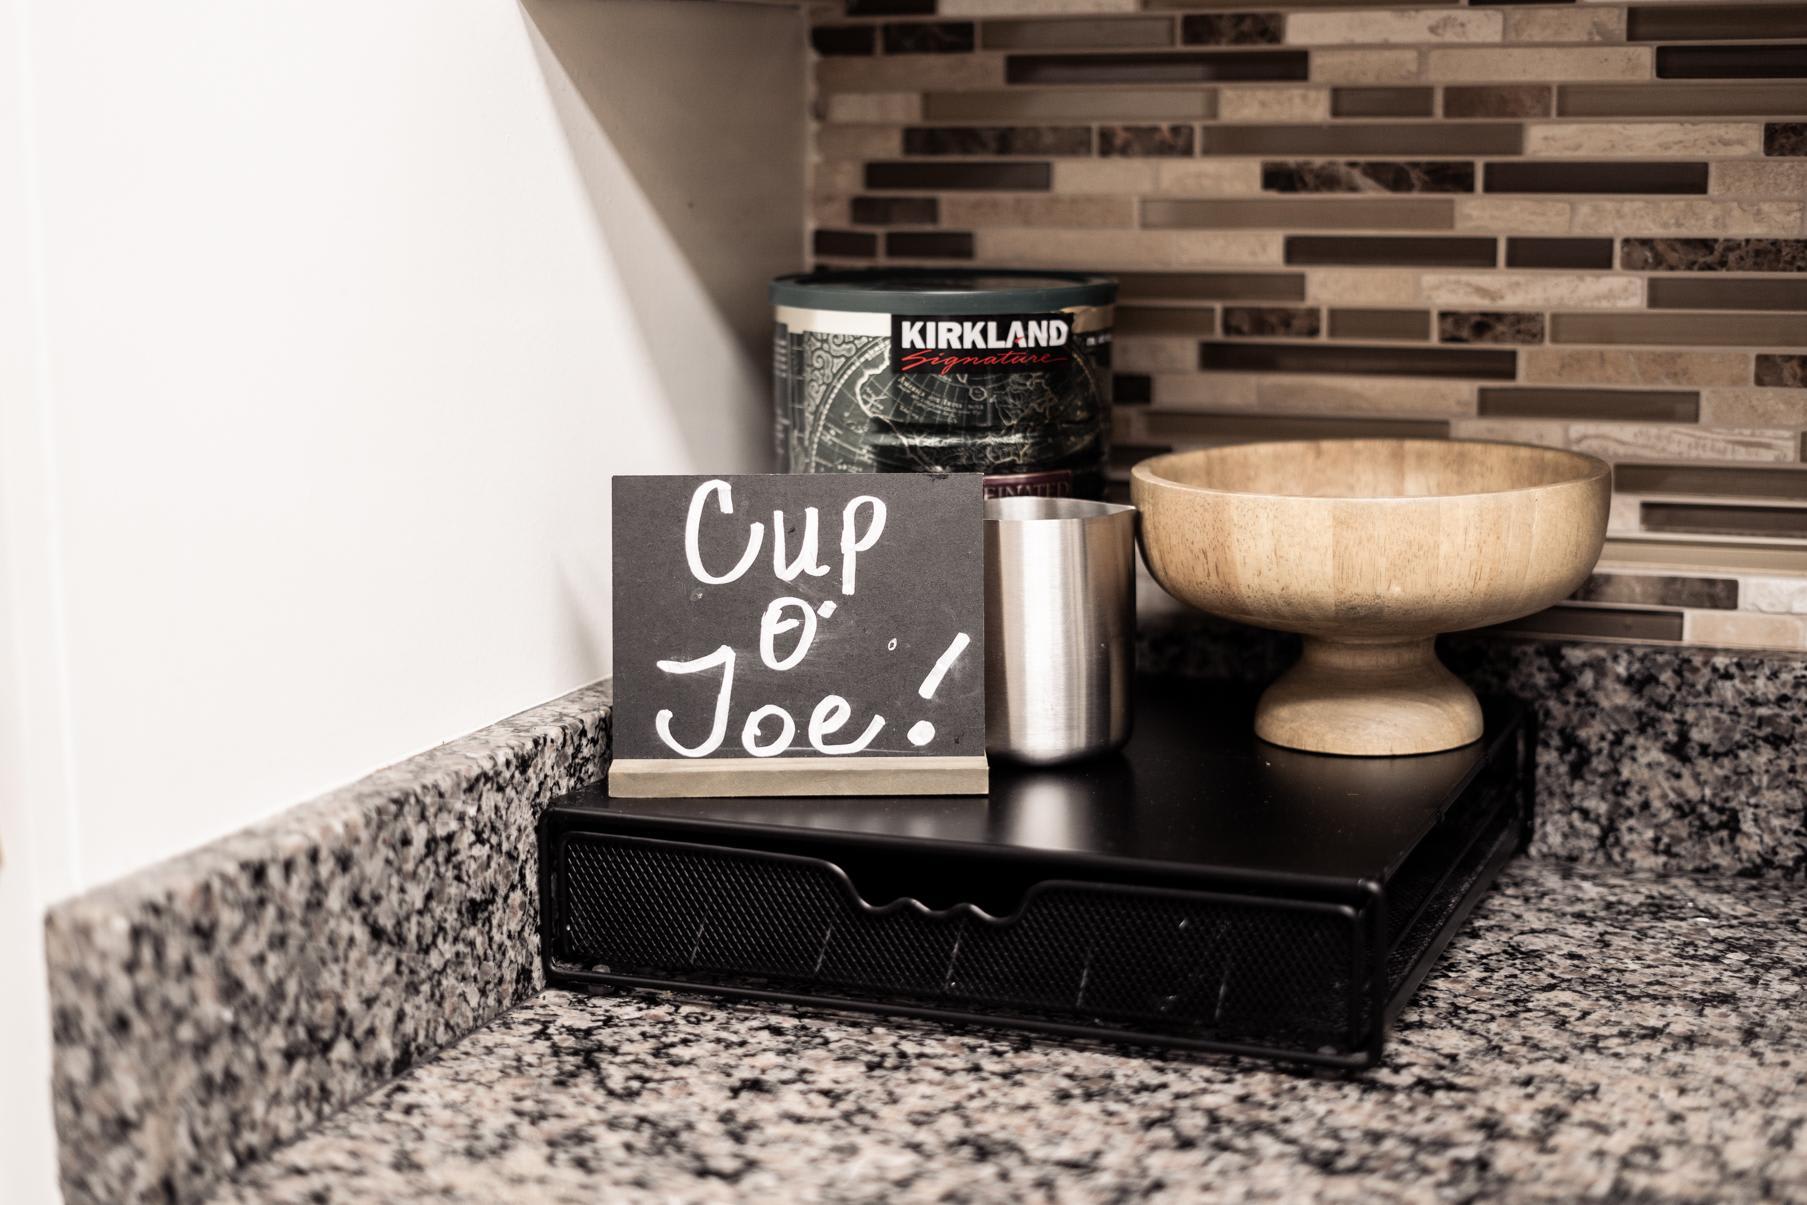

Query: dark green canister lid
<box><xmin>770</xmin><ymin>268</ymin><xmax>1117</xmax><ymax>315</ymax></box>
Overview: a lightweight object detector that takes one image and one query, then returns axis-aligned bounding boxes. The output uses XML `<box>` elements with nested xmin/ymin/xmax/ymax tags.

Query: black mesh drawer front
<box><xmin>551</xmin><ymin>833</ymin><xmax>1369</xmax><ymax>1056</ymax></box>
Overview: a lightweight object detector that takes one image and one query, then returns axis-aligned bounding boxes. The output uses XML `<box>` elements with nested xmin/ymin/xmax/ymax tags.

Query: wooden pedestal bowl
<box><xmin>1131</xmin><ymin>439</ymin><xmax>1611</xmax><ymax>756</ymax></box>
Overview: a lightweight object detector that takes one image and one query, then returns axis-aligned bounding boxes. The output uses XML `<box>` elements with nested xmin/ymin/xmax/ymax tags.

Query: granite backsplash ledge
<box><xmin>1141</xmin><ymin>615</ymin><xmax>1807</xmax><ymax>878</ymax></box>
<box><xmin>44</xmin><ymin>683</ymin><xmax>611</xmax><ymax>1205</ymax></box>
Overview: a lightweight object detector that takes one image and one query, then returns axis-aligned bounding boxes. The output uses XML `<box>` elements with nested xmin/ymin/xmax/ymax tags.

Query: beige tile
<box><xmin>1527</xmin><ymin>122</ymin><xmax>1763</xmax><ymax>157</ymax></box>
<box><xmin>1427</xmin><ymin>46</ymin><xmax>1650</xmax><ymax>82</ymax></box>
<box><xmin>1684</xmin><ymin>609</ymin><xmax>1807</xmax><ymax>651</ymax></box>
<box><xmin>1711</xmin><ymin>161</ymin><xmax>1807</xmax><ymax>198</ymax></box>
<box><xmin>1305</xmin><ymin>269</ymin><xmax>1421</xmax><ymax>304</ymax></box>
<box><xmin>1450</xmin><ymin>418</ymin><xmax>1570</xmax><ymax>447</ymax></box>
<box><xmin>817</xmin><ymin>55</ymin><xmax>1003</xmax><ymax>94</ymax></box>
<box><xmin>1743</xmin><ymin>576</ymin><xmax>1807</xmax><ymax>614</ymax></box>
<box><xmin>1309</xmin><ymin>49</ymin><xmax>1422</xmax><ymax>84</ymax></box>
<box><xmin>1504</xmin><ymin>7</ymin><xmax>1624</xmax><ymax>43</ymax></box>
<box><xmin>810</xmin><ymin>193</ymin><xmax>850</xmax><ymax>225</ymax></box>
<box><xmin>812</xmin><ymin>160</ymin><xmax>864</xmax><ymax>193</ymax></box>
<box><xmin>976</xmin><ymin>228</ymin><xmax>1282</xmax><ymax>268</ymax></box>
<box><xmin>1600</xmin><ymin>538</ymin><xmax>1807</xmax><ymax>577</ymax></box>
<box><xmin>1146</xmin><ymin>373</ymin><xmax>1259</xmax><ymax>410</ymax></box>
<box><xmin>1699</xmin><ymin>389</ymin><xmax>1807</xmax><ymax>428</ymax></box>
<box><xmin>1608</xmin><ymin>492</ymin><xmax>1642</xmax><ymax>534</ymax></box>
<box><xmin>1567</xmin><ymin>423</ymin><xmax>1799</xmax><ymax>464</ymax></box>
<box><xmin>1262</xmin><ymin>376</ymin><xmax>1476</xmax><ymax>416</ymax></box>
<box><xmin>1152</xmin><ymin>159</ymin><xmax>1264</xmax><ymax>196</ymax></box>
<box><xmin>1522</xmin><ymin>348</ymin><xmax>1753</xmax><ymax>387</ymax></box>
<box><xmin>1572</xmin><ymin>200</ymin><xmax>1804</xmax><ymax>237</ymax></box>
<box><xmin>816</xmin><ymin>125</ymin><xmax>901</xmax><ymax>159</ymax></box>
<box><xmin>1453</xmin><ymin>198</ymin><xmax>1574</xmax><ymax>235</ymax></box>
<box><xmin>1421</xmin><ymin>272</ymin><xmax>1642</xmax><ymax>308</ymax></box>
<box><xmin>824</xmin><ymin>93</ymin><xmax>921</xmax><ymax>124</ymax></box>
<box><xmin>1218</xmin><ymin>88</ymin><xmax>1331</xmax><ymax>123</ymax></box>
<box><xmin>1114</xmin><ymin>336</ymin><xmax>1203</xmax><ymax>374</ymax></box>
<box><xmin>1052</xmin><ymin>159</ymin><xmax>1158</xmax><ymax>195</ymax></box>
<box><xmin>940</xmin><ymin>194</ymin><xmax>1136</xmax><ymax>227</ymax></box>
<box><xmin>1288</xmin><ymin>9</ymin><xmax>1501</xmax><ymax>45</ymax></box>
<box><xmin>942</xmin><ymin>0</ymin><xmax>1138</xmax><ymax>12</ymax></box>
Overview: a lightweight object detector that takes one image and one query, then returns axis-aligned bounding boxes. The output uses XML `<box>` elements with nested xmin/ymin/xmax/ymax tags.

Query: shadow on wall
<box><xmin>519</xmin><ymin>0</ymin><xmax>805</xmax><ymax>473</ymax></box>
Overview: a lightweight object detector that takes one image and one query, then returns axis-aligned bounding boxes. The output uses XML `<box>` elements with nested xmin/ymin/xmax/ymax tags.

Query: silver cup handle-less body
<box><xmin>984</xmin><ymin>497</ymin><xmax>1138</xmax><ymax>765</ymax></box>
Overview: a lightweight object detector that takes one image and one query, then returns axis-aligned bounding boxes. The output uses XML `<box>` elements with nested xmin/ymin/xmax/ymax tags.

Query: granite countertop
<box><xmin>210</xmin><ymin>859</ymin><xmax>1807</xmax><ymax>1204</ymax></box>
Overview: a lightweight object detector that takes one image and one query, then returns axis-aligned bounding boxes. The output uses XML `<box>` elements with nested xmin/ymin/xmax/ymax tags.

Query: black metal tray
<box><xmin>539</xmin><ymin>676</ymin><xmax>1532</xmax><ymax>1068</ymax></box>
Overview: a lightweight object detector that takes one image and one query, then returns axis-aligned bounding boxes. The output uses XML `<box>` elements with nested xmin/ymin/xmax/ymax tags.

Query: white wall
<box><xmin>0</xmin><ymin>1</ymin><xmax>804</xmax><ymax>1198</ymax></box>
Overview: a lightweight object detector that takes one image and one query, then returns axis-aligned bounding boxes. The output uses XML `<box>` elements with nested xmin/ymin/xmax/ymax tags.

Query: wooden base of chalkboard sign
<box><xmin>608</xmin><ymin>756</ymin><xmax>990</xmax><ymax>799</ymax></box>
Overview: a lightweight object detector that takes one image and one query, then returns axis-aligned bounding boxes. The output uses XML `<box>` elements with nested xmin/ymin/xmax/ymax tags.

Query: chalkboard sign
<box><xmin>609</xmin><ymin>473</ymin><xmax>988</xmax><ymax>798</ymax></box>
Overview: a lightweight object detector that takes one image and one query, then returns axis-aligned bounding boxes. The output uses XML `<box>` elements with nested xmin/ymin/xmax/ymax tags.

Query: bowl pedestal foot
<box><xmin>1254</xmin><ymin>636</ymin><xmax>1484</xmax><ymax>757</ymax></box>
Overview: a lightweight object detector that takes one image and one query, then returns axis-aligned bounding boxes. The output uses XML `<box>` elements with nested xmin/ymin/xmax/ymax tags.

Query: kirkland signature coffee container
<box><xmin>770</xmin><ymin>270</ymin><xmax>1117</xmax><ymax>499</ymax></box>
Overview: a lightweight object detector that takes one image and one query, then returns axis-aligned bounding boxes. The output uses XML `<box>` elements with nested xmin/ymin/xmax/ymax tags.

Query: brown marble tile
<box><xmin>1560</xmin><ymin>83</ymin><xmax>1807</xmax><ymax>117</ymax></box>
<box><xmin>1616</xmin><ymin>463</ymin><xmax>1807</xmax><ymax>499</ymax></box>
<box><xmin>1200</xmin><ymin>341</ymin><xmax>1515</xmax><ymax>379</ymax></box>
<box><xmin>847</xmin><ymin>0</ymin><xmax>935</xmax><ymax>13</ymax></box>
<box><xmin>924</xmin><ymin>88</ymin><xmax>1216</xmax><ymax>120</ymax></box>
<box><xmin>1006</xmin><ymin>50</ymin><xmax>1307</xmax><ymax>85</ymax></box>
<box><xmin>1146</xmin><ymin>197</ymin><xmax>1455</xmax><ymax>230</ymax></box>
<box><xmin>1098</xmin><ymin>124</ymin><xmax>1195</xmax><ymax>156</ymax></box>
<box><xmin>1287</xmin><ymin>235</ymin><xmax>1497</xmax><ymax>267</ymax></box>
<box><xmin>1440</xmin><ymin>311</ymin><xmax>1545</xmax><ymax>345</ymax></box>
<box><xmin>1115</xmin><ymin>305</ymin><xmax>1218</xmax><ymax>335</ymax></box>
<box><xmin>1628</xmin><ymin>4</ymin><xmax>1807</xmax><ymax>41</ymax></box>
<box><xmin>1642</xmin><ymin>503</ymin><xmax>1807</xmax><ymax>539</ymax></box>
<box><xmin>1658</xmin><ymin>46</ymin><xmax>1807</xmax><ymax>80</ymax></box>
<box><xmin>1327</xmin><ymin>309</ymin><xmax>1429</xmax><ymax>341</ymax></box>
<box><xmin>885</xmin><ymin>230</ymin><xmax>974</xmax><ymax>258</ymax></box>
<box><xmin>813</xmin><ymin>25</ymin><xmax>877</xmax><ymax>55</ymax></box>
<box><xmin>904</xmin><ymin>126</ymin><xmax>1091</xmax><ymax>155</ymax></box>
<box><xmin>1479</xmin><ymin>387</ymin><xmax>1699</xmax><ymax>422</ymax></box>
<box><xmin>1135</xmin><ymin>410</ymin><xmax>1451</xmax><ymax>443</ymax></box>
<box><xmin>1495</xmin><ymin>605</ymin><xmax>1684</xmax><ymax>643</ymax></box>
<box><xmin>1179</xmin><ymin>13</ymin><xmax>1283</xmax><ymax>45</ymax></box>
<box><xmin>1769</xmin><ymin>123</ymin><xmax>1807</xmax><ymax>155</ymax></box>
<box><xmin>865</xmin><ymin>161</ymin><xmax>1052</xmax><ymax>190</ymax></box>
<box><xmin>1114</xmin><ymin>271</ymin><xmax>1306</xmax><ymax>302</ymax></box>
<box><xmin>1573</xmin><ymin>574</ymin><xmax>1739</xmax><ymax>610</ymax></box>
<box><xmin>1507</xmin><ymin>238</ymin><xmax>1614</xmax><ymax>270</ymax></box>
<box><xmin>1203</xmin><ymin>123</ymin><xmax>1524</xmax><ymax>156</ymax></box>
<box><xmin>1443</xmin><ymin>85</ymin><xmax>1551</xmax><ymax>118</ymax></box>
<box><xmin>1221</xmin><ymin>305</ymin><xmax>1322</xmax><ymax>338</ymax></box>
<box><xmin>1331</xmin><ymin>87</ymin><xmax>1434</xmax><ymax>118</ymax></box>
<box><xmin>851</xmin><ymin>196</ymin><xmax>939</xmax><ymax>225</ymax></box>
<box><xmin>980</xmin><ymin>16</ymin><xmax>1174</xmax><ymax>49</ymax></box>
<box><xmin>1113</xmin><ymin>373</ymin><xmax>1153</xmax><ymax>405</ymax></box>
<box><xmin>1554</xmin><ymin>313</ymin><xmax>1807</xmax><ymax>349</ymax></box>
<box><xmin>814</xmin><ymin>229</ymin><xmax>879</xmax><ymax>257</ymax></box>
<box><xmin>1261</xmin><ymin>160</ymin><xmax>1474</xmax><ymax>193</ymax></box>
<box><xmin>1757</xmin><ymin>355</ymin><xmax>1807</xmax><ymax>389</ymax></box>
<box><xmin>1621</xmin><ymin>238</ymin><xmax>1807</xmax><ymax>272</ymax></box>
<box><xmin>1485</xmin><ymin>161</ymin><xmax>1708</xmax><ymax>195</ymax></box>
<box><xmin>883</xmin><ymin>21</ymin><xmax>975</xmax><ymax>53</ymax></box>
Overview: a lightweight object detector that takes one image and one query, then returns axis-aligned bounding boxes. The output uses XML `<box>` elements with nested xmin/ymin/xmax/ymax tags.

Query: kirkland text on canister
<box><xmin>770</xmin><ymin>270</ymin><xmax>1117</xmax><ymax>500</ymax></box>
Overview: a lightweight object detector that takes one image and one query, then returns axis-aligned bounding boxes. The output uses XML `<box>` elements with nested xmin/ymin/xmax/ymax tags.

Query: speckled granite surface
<box><xmin>209</xmin><ymin>860</ymin><xmax>1807</xmax><ymax>1204</ymax></box>
<box><xmin>44</xmin><ymin>683</ymin><xmax>611</xmax><ymax>1205</ymax></box>
<box><xmin>1141</xmin><ymin>616</ymin><xmax>1807</xmax><ymax>879</ymax></box>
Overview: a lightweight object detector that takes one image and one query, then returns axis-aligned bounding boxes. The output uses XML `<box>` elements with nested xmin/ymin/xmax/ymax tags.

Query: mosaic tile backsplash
<box><xmin>806</xmin><ymin>0</ymin><xmax>1807</xmax><ymax>651</ymax></box>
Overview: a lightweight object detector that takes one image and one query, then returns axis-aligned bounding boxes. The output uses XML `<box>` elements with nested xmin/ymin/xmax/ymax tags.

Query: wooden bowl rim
<box><xmin>1130</xmin><ymin>438</ymin><xmax>1612</xmax><ymax>503</ymax></box>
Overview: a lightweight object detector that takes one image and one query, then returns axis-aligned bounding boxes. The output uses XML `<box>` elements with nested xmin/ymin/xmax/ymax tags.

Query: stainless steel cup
<box><xmin>984</xmin><ymin>496</ymin><xmax>1137</xmax><ymax>764</ymax></box>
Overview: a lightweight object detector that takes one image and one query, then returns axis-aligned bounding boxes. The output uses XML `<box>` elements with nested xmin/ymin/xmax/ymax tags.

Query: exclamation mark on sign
<box><xmin>907</xmin><ymin>632</ymin><xmax>972</xmax><ymax>747</ymax></box>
